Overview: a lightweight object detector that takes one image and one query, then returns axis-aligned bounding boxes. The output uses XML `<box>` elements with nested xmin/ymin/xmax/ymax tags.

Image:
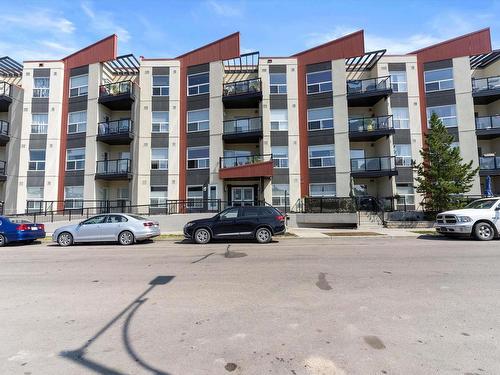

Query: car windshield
<box><xmin>127</xmin><ymin>214</ymin><xmax>149</xmax><ymax>221</ymax></box>
<box><xmin>464</xmin><ymin>199</ymin><xmax>499</xmax><ymax>209</ymax></box>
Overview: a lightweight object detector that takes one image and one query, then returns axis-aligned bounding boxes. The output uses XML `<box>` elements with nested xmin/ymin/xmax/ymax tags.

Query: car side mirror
<box><xmin>78</xmin><ymin>221</ymin><xmax>84</xmax><ymax>226</ymax></box>
<box><xmin>495</xmin><ymin>206</ymin><xmax>500</xmax><ymax>211</ymax></box>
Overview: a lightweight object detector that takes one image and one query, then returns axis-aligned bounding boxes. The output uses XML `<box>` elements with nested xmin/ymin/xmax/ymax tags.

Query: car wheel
<box><xmin>58</xmin><ymin>232</ymin><xmax>73</xmax><ymax>247</ymax></box>
<box><xmin>474</xmin><ymin>222</ymin><xmax>495</xmax><ymax>241</ymax></box>
<box><xmin>194</xmin><ymin>228</ymin><xmax>211</xmax><ymax>244</ymax></box>
<box><xmin>118</xmin><ymin>230</ymin><xmax>135</xmax><ymax>246</ymax></box>
<box><xmin>255</xmin><ymin>227</ymin><xmax>272</xmax><ymax>244</ymax></box>
<box><xmin>0</xmin><ymin>234</ymin><xmax>5</xmax><ymax>247</ymax></box>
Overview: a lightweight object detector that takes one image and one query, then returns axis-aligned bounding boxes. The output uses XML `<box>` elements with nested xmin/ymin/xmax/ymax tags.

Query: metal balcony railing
<box><xmin>347</xmin><ymin>76</ymin><xmax>391</xmax><ymax>95</ymax></box>
<box><xmin>472</xmin><ymin>76</ymin><xmax>500</xmax><ymax>92</ymax></box>
<box><xmin>96</xmin><ymin>159</ymin><xmax>131</xmax><ymax>175</ymax></box>
<box><xmin>99</xmin><ymin>81</ymin><xmax>133</xmax><ymax>97</ymax></box>
<box><xmin>220</xmin><ymin>154</ymin><xmax>272</xmax><ymax>168</ymax></box>
<box><xmin>97</xmin><ymin>119</ymin><xmax>133</xmax><ymax>135</ymax></box>
<box><xmin>0</xmin><ymin>120</ymin><xmax>9</xmax><ymax>136</ymax></box>
<box><xmin>475</xmin><ymin>115</ymin><xmax>500</xmax><ymax>130</ymax></box>
<box><xmin>223</xmin><ymin>78</ymin><xmax>262</xmax><ymax>97</ymax></box>
<box><xmin>223</xmin><ymin>116</ymin><xmax>262</xmax><ymax>135</ymax></box>
<box><xmin>479</xmin><ymin>156</ymin><xmax>500</xmax><ymax>170</ymax></box>
<box><xmin>351</xmin><ymin>156</ymin><xmax>396</xmax><ymax>172</ymax></box>
<box><xmin>349</xmin><ymin>115</ymin><xmax>393</xmax><ymax>132</ymax></box>
<box><xmin>0</xmin><ymin>82</ymin><xmax>11</xmax><ymax>97</ymax></box>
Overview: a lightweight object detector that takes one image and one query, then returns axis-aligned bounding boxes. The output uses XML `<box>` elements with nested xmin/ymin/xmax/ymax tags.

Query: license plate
<box><xmin>31</xmin><ymin>226</ymin><xmax>39</xmax><ymax>230</ymax></box>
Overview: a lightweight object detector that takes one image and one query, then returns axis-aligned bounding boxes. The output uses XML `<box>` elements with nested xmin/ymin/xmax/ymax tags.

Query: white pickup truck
<box><xmin>435</xmin><ymin>197</ymin><xmax>500</xmax><ymax>241</ymax></box>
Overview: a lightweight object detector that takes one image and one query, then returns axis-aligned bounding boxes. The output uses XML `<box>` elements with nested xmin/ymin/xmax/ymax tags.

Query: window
<box><xmin>306</xmin><ymin>70</ymin><xmax>332</xmax><ymax>94</ymax></box>
<box><xmin>392</xmin><ymin>107</ymin><xmax>409</xmax><ymax>129</ymax></box>
<box><xmin>64</xmin><ymin>186</ymin><xmax>84</xmax><ymax>209</ymax></box>
<box><xmin>66</xmin><ymin>148</ymin><xmax>85</xmax><ymax>171</ymax></box>
<box><xmin>396</xmin><ymin>184</ymin><xmax>415</xmax><ymax>208</ymax></box>
<box><xmin>309</xmin><ymin>183</ymin><xmax>336</xmax><ymax>197</ymax></box>
<box><xmin>31</xmin><ymin>113</ymin><xmax>48</xmax><ymax>134</ymax></box>
<box><xmin>33</xmin><ymin>77</ymin><xmax>49</xmax><ymax>98</ymax></box>
<box><xmin>69</xmin><ymin>74</ymin><xmax>88</xmax><ymax>97</ymax></box>
<box><xmin>451</xmin><ymin>141</ymin><xmax>460</xmax><ymax>149</ymax></box>
<box><xmin>151</xmin><ymin>148</ymin><xmax>168</xmax><ymax>170</ymax></box>
<box><xmin>152</xmin><ymin>75</ymin><xmax>169</xmax><ymax>96</ymax></box>
<box><xmin>152</xmin><ymin>111</ymin><xmax>169</xmax><ymax>133</ymax></box>
<box><xmin>309</xmin><ymin>144</ymin><xmax>335</xmax><ymax>168</ymax></box>
<box><xmin>187</xmin><ymin>185</ymin><xmax>204</xmax><ymax>208</ymax></box>
<box><xmin>426</xmin><ymin>105</ymin><xmax>457</xmax><ymax>127</ymax></box>
<box><xmin>28</xmin><ymin>149</ymin><xmax>46</xmax><ymax>171</ymax></box>
<box><xmin>188</xmin><ymin>72</ymin><xmax>209</xmax><ymax>96</ymax></box>
<box><xmin>150</xmin><ymin>186</ymin><xmax>168</xmax><ymax>207</ymax></box>
<box><xmin>272</xmin><ymin>146</ymin><xmax>288</xmax><ymax>168</ymax></box>
<box><xmin>395</xmin><ymin>144</ymin><xmax>412</xmax><ymax>166</ymax></box>
<box><xmin>389</xmin><ymin>71</ymin><xmax>407</xmax><ymax>92</ymax></box>
<box><xmin>187</xmin><ymin>146</ymin><xmax>209</xmax><ymax>169</ymax></box>
<box><xmin>270</xmin><ymin>73</ymin><xmax>287</xmax><ymax>94</ymax></box>
<box><xmin>26</xmin><ymin>187</ymin><xmax>44</xmax><ymax>212</ymax></box>
<box><xmin>308</xmin><ymin>107</ymin><xmax>334</xmax><ymax>130</ymax></box>
<box><xmin>82</xmin><ymin>215</ymin><xmax>107</xmax><ymax>225</ymax></box>
<box><xmin>270</xmin><ymin>109</ymin><xmax>288</xmax><ymax>131</ymax></box>
<box><xmin>272</xmin><ymin>184</ymin><xmax>289</xmax><ymax>207</ymax></box>
<box><xmin>220</xmin><ymin>207</ymin><xmax>239</xmax><ymax>219</ymax></box>
<box><xmin>424</xmin><ymin>68</ymin><xmax>454</xmax><ymax>92</ymax></box>
<box><xmin>68</xmin><ymin>111</ymin><xmax>87</xmax><ymax>134</ymax></box>
<box><xmin>187</xmin><ymin>109</ymin><xmax>209</xmax><ymax>132</ymax></box>
<box><xmin>107</xmin><ymin>215</ymin><xmax>128</xmax><ymax>223</ymax></box>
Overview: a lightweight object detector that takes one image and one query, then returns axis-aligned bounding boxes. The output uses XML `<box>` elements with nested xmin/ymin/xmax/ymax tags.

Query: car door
<box><xmin>234</xmin><ymin>207</ymin><xmax>260</xmax><ymax>236</ymax></box>
<box><xmin>101</xmin><ymin>214</ymin><xmax>128</xmax><ymax>241</ymax></box>
<box><xmin>74</xmin><ymin>215</ymin><xmax>107</xmax><ymax>242</ymax></box>
<box><xmin>211</xmin><ymin>207</ymin><xmax>240</xmax><ymax>238</ymax></box>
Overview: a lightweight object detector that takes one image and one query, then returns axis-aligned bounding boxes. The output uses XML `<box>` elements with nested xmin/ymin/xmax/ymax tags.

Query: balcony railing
<box><xmin>349</xmin><ymin>115</ymin><xmax>393</xmax><ymax>133</ymax></box>
<box><xmin>472</xmin><ymin>76</ymin><xmax>500</xmax><ymax>92</ymax></box>
<box><xmin>351</xmin><ymin>156</ymin><xmax>396</xmax><ymax>173</ymax></box>
<box><xmin>98</xmin><ymin>119</ymin><xmax>133</xmax><ymax>136</ymax></box>
<box><xmin>0</xmin><ymin>120</ymin><xmax>9</xmax><ymax>136</ymax></box>
<box><xmin>347</xmin><ymin>76</ymin><xmax>391</xmax><ymax>95</ymax></box>
<box><xmin>0</xmin><ymin>160</ymin><xmax>6</xmax><ymax>175</ymax></box>
<box><xmin>223</xmin><ymin>78</ymin><xmax>262</xmax><ymax>97</ymax></box>
<box><xmin>479</xmin><ymin>156</ymin><xmax>500</xmax><ymax>170</ymax></box>
<box><xmin>99</xmin><ymin>81</ymin><xmax>133</xmax><ymax>98</ymax></box>
<box><xmin>223</xmin><ymin>116</ymin><xmax>262</xmax><ymax>135</ymax></box>
<box><xmin>96</xmin><ymin>159</ymin><xmax>131</xmax><ymax>175</ymax></box>
<box><xmin>475</xmin><ymin>115</ymin><xmax>500</xmax><ymax>130</ymax></box>
<box><xmin>220</xmin><ymin>154</ymin><xmax>272</xmax><ymax>168</ymax></box>
<box><xmin>0</xmin><ymin>82</ymin><xmax>11</xmax><ymax>97</ymax></box>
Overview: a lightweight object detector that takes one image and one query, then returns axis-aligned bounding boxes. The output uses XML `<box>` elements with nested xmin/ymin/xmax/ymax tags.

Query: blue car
<box><xmin>0</xmin><ymin>217</ymin><xmax>46</xmax><ymax>246</ymax></box>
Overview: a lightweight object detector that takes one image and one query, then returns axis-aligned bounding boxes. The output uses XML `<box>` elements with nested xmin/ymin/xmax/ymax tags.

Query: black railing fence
<box><xmin>99</xmin><ymin>81</ymin><xmax>134</xmax><ymax>97</ymax></box>
<box><xmin>223</xmin><ymin>78</ymin><xmax>262</xmax><ymax>97</ymax></box>
<box><xmin>347</xmin><ymin>76</ymin><xmax>391</xmax><ymax>95</ymax></box>
<box><xmin>97</xmin><ymin>119</ymin><xmax>133</xmax><ymax>135</ymax></box>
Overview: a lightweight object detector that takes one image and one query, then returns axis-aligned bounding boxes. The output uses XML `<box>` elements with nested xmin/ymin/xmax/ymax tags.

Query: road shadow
<box><xmin>3</xmin><ymin>240</ymin><xmax>43</xmax><ymax>247</ymax></box>
<box><xmin>47</xmin><ymin>240</ymin><xmax>156</xmax><ymax>248</ymax></box>
<box><xmin>60</xmin><ymin>275</ymin><xmax>175</xmax><ymax>374</ymax></box>
<box><xmin>175</xmin><ymin>238</ymin><xmax>279</xmax><ymax>245</ymax></box>
<box><xmin>417</xmin><ymin>234</ymin><xmax>473</xmax><ymax>241</ymax></box>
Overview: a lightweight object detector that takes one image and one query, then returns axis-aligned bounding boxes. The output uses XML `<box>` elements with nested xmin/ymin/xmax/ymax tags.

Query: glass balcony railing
<box><xmin>223</xmin><ymin>116</ymin><xmax>262</xmax><ymax>135</ymax></box>
<box><xmin>220</xmin><ymin>154</ymin><xmax>272</xmax><ymax>168</ymax></box>
<box><xmin>97</xmin><ymin>119</ymin><xmax>133</xmax><ymax>136</ymax></box>
<box><xmin>472</xmin><ymin>76</ymin><xmax>500</xmax><ymax>92</ymax></box>
<box><xmin>0</xmin><ymin>120</ymin><xmax>9</xmax><ymax>136</ymax></box>
<box><xmin>99</xmin><ymin>81</ymin><xmax>133</xmax><ymax>98</ymax></box>
<box><xmin>223</xmin><ymin>78</ymin><xmax>262</xmax><ymax>97</ymax></box>
<box><xmin>475</xmin><ymin>115</ymin><xmax>500</xmax><ymax>130</ymax></box>
<box><xmin>351</xmin><ymin>156</ymin><xmax>396</xmax><ymax>173</ymax></box>
<box><xmin>96</xmin><ymin>159</ymin><xmax>131</xmax><ymax>175</ymax></box>
<box><xmin>347</xmin><ymin>76</ymin><xmax>391</xmax><ymax>95</ymax></box>
<box><xmin>0</xmin><ymin>82</ymin><xmax>11</xmax><ymax>97</ymax></box>
<box><xmin>348</xmin><ymin>115</ymin><xmax>393</xmax><ymax>133</ymax></box>
<box><xmin>479</xmin><ymin>156</ymin><xmax>500</xmax><ymax>170</ymax></box>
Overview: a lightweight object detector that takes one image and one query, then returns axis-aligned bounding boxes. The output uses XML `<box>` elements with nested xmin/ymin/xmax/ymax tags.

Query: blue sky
<box><xmin>0</xmin><ymin>0</ymin><xmax>498</xmax><ymax>62</ymax></box>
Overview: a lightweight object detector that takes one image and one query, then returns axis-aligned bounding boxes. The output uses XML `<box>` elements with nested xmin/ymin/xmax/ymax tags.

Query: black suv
<box><xmin>183</xmin><ymin>206</ymin><xmax>286</xmax><ymax>244</ymax></box>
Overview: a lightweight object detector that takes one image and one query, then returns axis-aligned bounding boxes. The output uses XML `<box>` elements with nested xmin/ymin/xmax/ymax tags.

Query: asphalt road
<box><xmin>0</xmin><ymin>236</ymin><xmax>499</xmax><ymax>375</ymax></box>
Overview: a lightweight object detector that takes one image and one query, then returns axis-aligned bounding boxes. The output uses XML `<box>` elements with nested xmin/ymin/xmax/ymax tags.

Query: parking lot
<box><xmin>0</xmin><ymin>237</ymin><xmax>499</xmax><ymax>374</ymax></box>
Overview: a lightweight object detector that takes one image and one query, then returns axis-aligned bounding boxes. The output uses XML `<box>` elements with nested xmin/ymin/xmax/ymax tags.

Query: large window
<box><xmin>31</xmin><ymin>113</ymin><xmax>48</xmax><ymax>134</ymax></box>
<box><xmin>309</xmin><ymin>183</ymin><xmax>336</xmax><ymax>197</ymax></box>
<box><xmin>272</xmin><ymin>146</ymin><xmax>289</xmax><ymax>168</ymax></box>
<box><xmin>424</xmin><ymin>68</ymin><xmax>454</xmax><ymax>92</ymax></box>
<box><xmin>26</xmin><ymin>187</ymin><xmax>44</xmax><ymax>212</ymax></box>
<box><xmin>272</xmin><ymin>184</ymin><xmax>289</xmax><ymax>207</ymax></box>
<box><xmin>396</xmin><ymin>184</ymin><xmax>415</xmax><ymax>208</ymax></box>
<box><xmin>270</xmin><ymin>73</ymin><xmax>287</xmax><ymax>94</ymax></box>
<box><xmin>28</xmin><ymin>149</ymin><xmax>46</xmax><ymax>171</ymax></box>
<box><xmin>188</xmin><ymin>72</ymin><xmax>209</xmax><ymax>96</ymax></box>
<box><xmin>389</xmin><ymin>71</ymin><xmax>407</xmax><ymax>92</ymax></box>
<box><xmin>306</xmin><ymin>70</ymin><xmax>332</xmax><ymax>94</ymax></box>
<box><xmin>187</xmin><ymin>109</ymin><xmax>209</xmax><ymax>132</ymax></box>
<box><xmin>308</xmin><ymin>107</ymin><xmax>334</xmax><ymax>131</ymax></box>
<box><xmin>68</xmin><ymin>110</ymin><xmax>87</xmax><ymax>134</ymax></box>
<box><xmin>152</xmin><ymin>75</ymin><xmax>169</xmax><ymax>96</ymax></box>
<box><xmin>395</xmin><ymin>144</ymin><xmax>412</xmax><ymax>166</ymax></box>
<box><xmin>392</xmin><ymin>107</ymin><xmax>409</xmax><ymax>129</ymax></box>
<box><xmin>426</xmin><ymin>105</ymin><xmax>457</xmax><ymax>127</ymax></box>
<box><xmin>187</xmin><ymin>185</ymin><xmax>204</xmax><ymax>208</ymax></box>
<box><xmin>64</xmin><ymin>186</ymin><xmax>84</xmax><ymax>209</ymax></box>
<box><xmin>270</xmin><ymin>109</ymin><xmax>288</xmax><ymax>131</ymax></box>
<box><xmin>309</xmin><ymin>144</ymin><xmax>335</xmax><ymax>168</ymax></box>
<box><xmin>150</xmin><ymin>186</ymin><xmax>168</xmax><ymax>207</ymax></box>
<box><xmin>69</xmin><ymin>74</ymin><xmax>88</xmax><ymax>97</ymax></box>
<box><xmin>187</xmin><ymin>146</ymin><xmax>209</xmax><ymax>169</ymax></box>
<box><xmin>152</xmin><ymin>111</ymin><xmax>169</xmax><ymax>133</ymax></box>
<box><xmin>66</xmin><ymin>148</ymin><xmax>85</xmax><ymax>171</ymax></box>
<box><xmin>151</xmin><ymin>148</ymin><xmax>168</xmax><ymax>170</ymax></box>
<box><xmin>33</xmin><ymin>77</ymin><xmax>50</xmax><ymax>98</ymax></box>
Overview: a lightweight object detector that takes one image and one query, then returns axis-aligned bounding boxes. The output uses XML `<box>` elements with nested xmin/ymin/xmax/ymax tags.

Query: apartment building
<box><xmin>0</xmin><ymin>28</ymin><xmax>498</xmax><ymax>215</ymax></box>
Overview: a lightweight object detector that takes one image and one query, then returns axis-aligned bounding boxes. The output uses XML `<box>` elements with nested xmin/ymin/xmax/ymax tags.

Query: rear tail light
<box><xmin>143</xmin><ymin>222</ymin><xmax>155</xmax><ymax>227</ymax></box>
<box><xmin>16</xmin><ymin>224</ymin><xmax>30</xmax><ymax>231</ymax></box>
<box><xmin>276</xmin><ymin>215</ymin><xmax>285</xmax><ymax>221</ymax></box>
<box><xmin>38</xmin><ymin>224</ymin><xmax>45</xmax><ymax>231</ymax></box>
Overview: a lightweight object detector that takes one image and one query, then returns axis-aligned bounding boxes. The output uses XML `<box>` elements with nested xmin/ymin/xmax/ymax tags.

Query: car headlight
<box><xmin>456</xmin><ymin>216</ymin><xmax>472</xmax><ymax>223</ymax></box>
<box><xmin>185</xmin><ymin>222</ymin><xmax>194</xmax><ymax>227</ymax></box>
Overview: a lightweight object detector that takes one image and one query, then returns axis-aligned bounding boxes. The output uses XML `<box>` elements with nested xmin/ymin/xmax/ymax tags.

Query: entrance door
<box><xmin>232</xmin><ymin>187</ymin><xmax>254</xmax><ymax>206</ymax></box>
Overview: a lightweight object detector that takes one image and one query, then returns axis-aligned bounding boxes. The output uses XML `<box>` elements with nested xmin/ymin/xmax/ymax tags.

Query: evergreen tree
<box><xmin>415</xmin><ymin>113</ymin><xmax>478</xmax><ymax>212</ymax></box>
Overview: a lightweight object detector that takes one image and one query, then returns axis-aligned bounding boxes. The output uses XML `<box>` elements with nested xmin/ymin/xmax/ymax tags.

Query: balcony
<box><xmin>472</xmin><ymin>76</ymin><xmax>500</xmax><ymax>105</ymax></box>
<box><xmin>475</xmin><ymin>115</ymin><xmax>500</xmax><ymax>139</ymax></box>
<box><xmin>96</xmin><ymin>119</ymin><xmax>134</xmax><ymax>145</ymax></box>
<box><xmin>350</xmin><ymin>156</ymin><xmax>398</xmax><ymax>178</ymax></box>
<box><xmin>95</xmin><ymin>159</ymin><xmax>132</xmax><ymax>180</ymax></box>
<box><xmin>222</xmin><ymin>78</ymin><xmax>262</xmax><ymax>108</ymax></box>
<box><xmin>219</xmin><ymin>154</ymin><xmax>273</xmax><ymax>179</ymax></box>
<box><xmin>347</xmin><ymin>76</ymin><xmax>392</xmax><ymax>107</ymax></box>
<box><xmin>479</xmin><ymin>156</ymin><xmax>500</xmax><ymax>176</ymax></box>
<box><xmin>0</xmin><ymin>160</ymin><xmax>6</xmax><ymax>181</ymax></box>
<box><xmin>98</xmin><ymin>81</ymin><xmax>135</xmax><ymax>110</ymax></box>
<box><xmin>0</xmin><ymin>120</ymin><xmax>9</xmax><ymax>145</ymax></box>
<box><xmin>223</xmin><ymin>117</ymin><xmax>262</xmax><ymax>143</ymax></box>
<box><xmin>349</xmin><ymin>115</ymin><xmax>394</xmax><ymax>141</ymax></box>
<box><xmin>0</xmin><ymin>82</ymin><xmax>12</xmax><ymax>112</ymax></box>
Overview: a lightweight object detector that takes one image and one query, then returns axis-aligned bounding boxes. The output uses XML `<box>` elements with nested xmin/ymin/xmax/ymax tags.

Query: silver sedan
<box><xmin>52</xmin><ymin>214</ymin><xmax>161</xmax><ymax>246</ymax></box>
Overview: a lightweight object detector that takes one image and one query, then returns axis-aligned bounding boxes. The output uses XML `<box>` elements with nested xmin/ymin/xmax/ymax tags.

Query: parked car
<box><xmin>184</xmin><ymin>206</ymin><xmax>286</xmax><ymax>244</ymax></box>
<box><xmin>52</xmin><ymin>214</ymin><xmax>160</xmax><ymax>246</ymax></box>
<box><xmin>435</xmin><ymin>197</ymin><xmax>500</xmax><ymax>241</ymax></box>
<box><xmin>0</xmin><ymin>217</ymin><xmax>45</xmax><ymax>246</ymax></box>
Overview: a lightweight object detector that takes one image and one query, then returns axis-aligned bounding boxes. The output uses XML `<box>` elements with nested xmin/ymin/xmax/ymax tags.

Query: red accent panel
<box><xmin>295</xmin><ymin>31</ymin><xmax>365</xmax><ymax>197</ymax></box>
<box><xmin>219</xmin><ymin>161</ymin><xmax>274</xmax><ymax>179</ymax></box>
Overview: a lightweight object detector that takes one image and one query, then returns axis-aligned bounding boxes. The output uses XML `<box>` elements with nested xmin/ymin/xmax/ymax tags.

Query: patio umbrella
<box><xmin>484</xmin><ymin>175</ymin><xmax>493</xmax><ymax>197</ymax></box>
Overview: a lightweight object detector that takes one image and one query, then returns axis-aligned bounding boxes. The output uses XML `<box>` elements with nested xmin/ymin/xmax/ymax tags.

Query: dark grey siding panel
<box><xmin>388</xmin><ymin>63</ymin><xmax>406</xmax><ymax>71</ymax></box>
<box><xmin>272</xmin><ymin>169</ymin><xmax>289</xmax><ymax>184</ymax></box>
<box><xmin>151</xmin><ymin>134</ymin><xmax>169</xmax><ymax>147</ymax></box>
<box><xmin>33</xmin><ymin>68</ymin><xmax>50</xmax><ymax>77</ymax></box>
<box><xmin>270</xmin><ymin>131</ymin><xmax>288</xmax><ymax>146</ymax></box>
<box><xmin>308</xmin><ymin>130</ymin><xmax>335</xmax><ymax>145</ymax></box>
<box><xmin>270</xmin><ymin>95</ymin><xmax>287</xmax><ymax>109</ymax></box>
<box><xmin>395</xmin><ymin>167</ymin><xmax>414</xmax><ymax>183</ymax></box>
<box><xmin>64</xmin><ymin>172</ymin><xmax>84</xmax><ymax>186</ymax></box>
<box><xmin>29</xmin><ymin>135</ymin><xmax>47</xmax><ymax>149</ymax></box>
<box><xmin>391</xmin><ymin>93</ymin><xmax>408</xmax><ymax>107</ymax></box>
<box><xmin>27</xmin><ymin>174</ymin><xmax>45</xmax><ymax>187</ymax></box>
<box><xmin>187</xmin><ymin>64</ymin><xmax>209</xmax><ymax>75</ymax></box>
<box><xmin>307</xmin><ymin>92</ymin><xmax>333</xmax><ymax>108</ymax></box>
<box><xmin>68</xmin><ymin>96</ymin><xmax>88</xmax><ymax>112</ymax></box>
<box><xmin>306</xmin><ymin>61</ymin><xmax>331</xmax><ymax>73</ymax></box>
<box><xmin>424</xmin><ymin>59</ymin><xmax>452</xmax><ymax>71</ymax></box>
<box><xmin>31</xmin><ymin>98</ymin><xmax>49</xmax><ymax>113</ymax></box>
<box><xmin>394</xmin><ymin>130</ymin><xmax>411</xmax><ymax>143</ymax></box>
<box><xmin>70</xmin><ymin>65</ymin><xmax>89</xmax><ymax>76</ymax></box>
<box><xmin>150</xmin><ymin>170</ymin><xmax>168</xmax><ymax>185</ymax></box>
<box><xmin>151</xmin><ymin>97</ymin><xmax>169</xmax><ymax>111</ymax></box>
<box><xmin>425</xmin><ymin>90</ymin><xmax>456</xmax><ymax>107</ymax></box>
<box><xmin>269</xmin><ymin>65</ymin><xmax>286</xmax><ymax>73</ymax></box>
<box><xmin>66</xmin><ymin>134</ymin><xmax>86</xmax><ymax>149</ymax></box>
<box><xmin>187</xmin><ymin>132</ymin><xmax>209</xmax><ymax>147</ymax></box>
<box><xmin>309</xmin><ymin>168</ymin><xmax>336</xmax><ymax>183</ymax></box>
<box><xmin>186</xmin><ymin>170</ymin><xmax>209</xmax><ymax>186</ymax></box>
<box><xmin>187</xmin><ymin>94</ymin><xmax>209</xmax><ymax>110</ymax></box>
<box><xmin>152</xmin><ymin>67</ymin><xmax>169</xmax><ymax>75</ymax></box>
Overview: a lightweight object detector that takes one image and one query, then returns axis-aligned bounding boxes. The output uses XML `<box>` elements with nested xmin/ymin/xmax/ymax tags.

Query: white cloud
<box><xmin>206</xmin><ymin>0</ymin><xmax>243</xmax><ymax>17</ymax></box>
<box><xmin>80</xmin><ymin>1</ymin><xmax>130</xmax><ymax>43</ymax></box>
<box><xmin>0</xmin><ymin>9</ymin><xmax>74</xmax><ymax>34</ymax></box>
